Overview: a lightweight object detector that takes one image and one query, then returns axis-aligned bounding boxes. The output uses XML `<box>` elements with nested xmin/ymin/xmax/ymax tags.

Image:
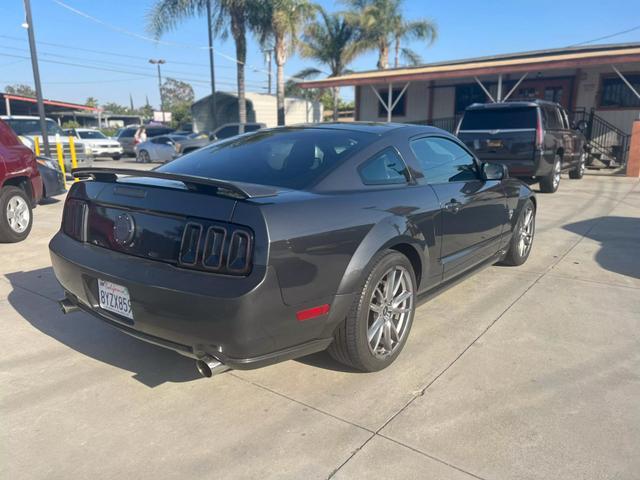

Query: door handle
<box><xmin>444</xmin><ymin>200</ymin><xmax>461</xmax><ymax>214</ymax></box>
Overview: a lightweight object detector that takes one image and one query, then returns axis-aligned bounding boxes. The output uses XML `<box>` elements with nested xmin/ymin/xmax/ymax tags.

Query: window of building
<box><xmin>359</xmin><ymin>148</ymin><xmax>408</xmax><ymax>185</ymax></box>
<box><xmin>377</xmin><ymin>89</ymin><xmax>407</xmax><ymax>117</ymax></box>
<box><xmin>410</xmin><ymin>137</ymin><xmax>477</xmax><ymax>184</ymax></box>
<box><xmin>455</xmin><ymin>84</ymin><xmax>487</xmax><ymax>114</ymax></box>
<box><xmin>599</xmin><ymin>75</ymin><xmax>640</xmax><ymax>108</ymax></box>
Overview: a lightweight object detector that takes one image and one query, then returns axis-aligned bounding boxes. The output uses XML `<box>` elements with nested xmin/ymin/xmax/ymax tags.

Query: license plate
<box><xmin>98</xmin><ymin>279</ymin><xmax>133</xmax><ymax>320</ymax></box>
<box><xmin>487</xmin><ymin>139</ymin><xmax>503</xmax><ymax>148</ymax></box>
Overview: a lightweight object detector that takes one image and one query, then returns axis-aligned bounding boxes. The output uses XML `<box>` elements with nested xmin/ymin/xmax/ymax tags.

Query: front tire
<box><xmin>569</xmin><ymin>152</ymin><xmax>586</xmax><ymax>179</ymax></box>
<box><xmin>501</xmin><ymin>199</ymin><xmax>535</xmax><ymax>266</ymax></box>
<box><xmin>328</xmin><ymin>250</ymin><xmax>416</xmax><ymax>372</ymax></box>
<box><xmin>0</xmin><ymin>186</ymin><xmax>33</xmax><ymax>243</ymax></box>
<box><xmin>539</xmin><ymin>156</ymin><xmax>561</xmax><ymax>193</ymax></box>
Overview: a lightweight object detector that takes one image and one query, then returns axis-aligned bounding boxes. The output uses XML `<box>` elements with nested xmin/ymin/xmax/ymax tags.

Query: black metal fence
<box><xmin>569</xmin><ymin>108</ymin><xmax>631</xmax><ymax>166</ymax></box>
<box><xmin>408</xmin><ymin>116</ymin><xmax>460</xmax><ymax>134</ymax></box>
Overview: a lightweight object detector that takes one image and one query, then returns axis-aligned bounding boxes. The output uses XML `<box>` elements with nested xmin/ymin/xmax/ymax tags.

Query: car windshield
<box><xmin>460</xmin><ymin>107</ymin><xmax>538</xmax><ymax>130</ymax></box>
<box><xmin>158</xmin><ymin>128</ymin><xmax>375</xmax><ymax>189</ymax></box>
<box><xmin>77</xmin><ymin>130</ymin><xmax>107</xmax><ymax>140</ymax></box>
<box><xmin>5</xmin><ymin>118</ymin><xmax>64</xmax><ymax>136</ymax></box>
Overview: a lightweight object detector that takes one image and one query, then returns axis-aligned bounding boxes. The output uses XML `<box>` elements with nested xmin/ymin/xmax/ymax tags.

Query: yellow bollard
<box><xmin>68</xmin><ymin>136</ymin><xmax>79</xmax><ymax>182</ymax></box>
<box><xmin>56</xmin><ymin>141</ymin><xmax>67</xmax><ymax>189</ymax></box>
<box><xmin>34</xmin><ymin>136</ymin><xmax>41</xmax><ymax>156</ymax></box>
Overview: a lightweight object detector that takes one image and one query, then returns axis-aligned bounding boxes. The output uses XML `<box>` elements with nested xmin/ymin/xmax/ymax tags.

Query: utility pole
<box><xmin>149</xmin><ymin>59</ymin><xmax>166</xmax><ymax>123</ymax></box>
<box><xmin>263</xmin><ymin>48</ymin><xmax>273</xmax><ymax>95</ymax></box>
<box><xmin>23</xmin><ymin>0</ymin><xmax>50</xmax><ymax>157</ymax></box>
<box><xmin>206</xmin><ymin>0</ymin><xmax>217</xmax><ymax>129</ymax></box>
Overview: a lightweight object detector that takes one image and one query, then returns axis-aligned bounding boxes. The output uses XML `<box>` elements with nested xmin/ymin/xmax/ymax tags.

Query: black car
<box><xmin>36</xmin><ymin>156</ymin><xmax>66</xmax><ymax>200</ymax></box>
<box><xmin>50</xmin><ymin>124</ymin><xmax>536</xmax><ymax>376</ymax></box>
<box><xmin>457</xmin><ymin>100</ymin><xmax>588</xmax><ymax>193</ymax></box>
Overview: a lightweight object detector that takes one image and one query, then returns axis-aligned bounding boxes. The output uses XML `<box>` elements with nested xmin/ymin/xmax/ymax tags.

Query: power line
<box><xmin>569</xmin><ymin>24</ymin><xmax>640</xmax><ymax>47</ymax></box>
<box><xmin>0</xmin><ymin>34</ymin><xmax>236</xmax><ymax>70</ymax></box>
<box><xmin>0</xmin><ymin>44</ymin><xmax>266</xmax><ymax>88</ymax></box>
<box><xmin>0</xmin><ymin>52</ymin><xmax>267</xmax><ymax>90</ymax></box>
<box><xmin>51</xmin><ymin>0</ymin><xmax>304</xmax><ymax>82</ymax></box>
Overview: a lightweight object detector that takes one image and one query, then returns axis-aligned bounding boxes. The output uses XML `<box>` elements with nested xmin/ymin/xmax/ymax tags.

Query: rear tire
<box><xmin>328</xmin><ymin>250</ymin><xmax>416</xmax><ymax>372</ymax></box>
<box><xmin>569</xmin><ymin>152</ymin><xmax>586</xmax><ymax>179</ymax></box>
<box><xmin>137</xmin><ymin>150</ymin><xmax>150</xmax><ymax>163</ymax></box>
<box><xmin>0</xmin><ymin>186</ymin><xmax>33</xmax><ymax>243</ymax></box>
<box><xmin>501</xmin><ymin>199</ymin><xmax>535</xmax><ymax>266</ymax></box>
<box><xmin>539</xmin><ymin>156</ymin><xmax>561</xmax><ymax>193</ymax></box>
<box><xmin>112</xmin><ymin>154</ymin><xmax>121</xmax><ymax>161</ymax></box>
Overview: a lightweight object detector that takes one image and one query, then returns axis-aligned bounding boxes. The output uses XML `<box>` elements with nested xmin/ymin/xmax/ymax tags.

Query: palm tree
<box><xmin>146</xmin><ymin>0</ymin><xmax>253</xmax><ymax>127</ymax></box>
<box><xmin>345</xmin><ymin>0</ymin><xmax>437</xmax><ymax>69</ymax></box>
<box><xmin>300</xmin><ymin>8</ymin><xmax>363</xmax><ymax>120</ymax></box>
<box><xmin>252</xmin><ymin>0</ymin><xmax>316</xmax><ymax>126</ymax></box>
<box><xmin>392</xmin><ymin>18</ymin><xmax>437</xmax><ymax>68</ymax></box>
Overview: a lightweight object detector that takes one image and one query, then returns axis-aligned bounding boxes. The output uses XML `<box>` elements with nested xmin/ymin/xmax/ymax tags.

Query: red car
<box><xmin>0</xmin><ymin>118</ymin><xmax>43</xmax><ymax>242</ymax></box>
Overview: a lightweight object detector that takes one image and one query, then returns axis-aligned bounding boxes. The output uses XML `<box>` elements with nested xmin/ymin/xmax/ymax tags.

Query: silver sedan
<box><xmin>135</xmin><ymin>134</ymin><xmax>187</xmax><ymax>163</ymax></box>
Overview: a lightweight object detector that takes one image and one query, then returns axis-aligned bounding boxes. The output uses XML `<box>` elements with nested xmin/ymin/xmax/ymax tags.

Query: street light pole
<box><xmin>206</xmin><ymin>0</ymin><xmax>217</xmax><ymax>128</ymax></box>
<box><xmin>149</xmin><ymin>59</ymin><xmax>166</xmax><ymax>123</ymax></box>
<box><xmin>23</xmin><ymin>0</ymin><xmax>51</xmax><ymax>157</ymax></box>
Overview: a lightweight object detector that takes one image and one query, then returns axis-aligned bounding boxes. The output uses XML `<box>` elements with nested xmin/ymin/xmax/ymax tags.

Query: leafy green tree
<box><xmin>160</xmin><ymin>78</ymin><xmax>195</xmax><ymax>109</ymax></box>
<box><xmin>85</xmin><ymin>97</ymin><xmax>99</xmax><ymax>108</ymax></box>
<box><xmin>345</xmin><ymin>0</ymin><xmax>437</xmax><ymax>69</ymax></box>
<box><xmin>101</xmin><ymin>102</ymin><xmax>129</xmax><ymax>114</ymax></box>
<box><xmin>300</xmin><ymin>7</ymin><xmax>363</xmax><ymax>120</ymax></box>
<box><xmin>4</xmin><ymin>84</ymin><xmax>36</xmax><ymax>97</ymax></box>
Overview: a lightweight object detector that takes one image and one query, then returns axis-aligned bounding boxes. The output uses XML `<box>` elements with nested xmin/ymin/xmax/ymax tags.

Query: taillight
<box><xmin>178</xmin><ymin>222</ymin><xmax>253</xmax><ymax>276</ymax></box>
<box><xmin>536</xmin><ymin>113</ymin><xmax>544</xmax><ymax>149</ymax></box>
<box><xmin>62</xmin><ymin>198</ymin><xmax>88</xmax><ymax>242</ymax></box>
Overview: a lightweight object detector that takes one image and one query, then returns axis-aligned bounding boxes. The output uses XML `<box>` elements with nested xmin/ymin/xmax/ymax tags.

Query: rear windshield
<box><xmin>78</xmin><ymin>130</ymin><xmax>107</xmax><ymax>140</ymax></box>
<box><xmin>460</xmin><ymin>107</ymin><xmax>537</xmax><ymax>130</ymax></box>
<box><xmin>158</xmin><ymin>128</ymin><xmax>375</xmax><ymax>190</ymax></box>
<box><xmin>118</xmin><ymin>128</ymin><xmax>136</xmax><ymax>138</ymax></box>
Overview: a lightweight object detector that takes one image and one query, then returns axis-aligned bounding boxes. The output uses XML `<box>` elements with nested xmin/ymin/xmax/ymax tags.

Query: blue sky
<box><xmin>1</xmin><ymin>0</ymin><xmax>638</xmax><ymax>108</ymax></box>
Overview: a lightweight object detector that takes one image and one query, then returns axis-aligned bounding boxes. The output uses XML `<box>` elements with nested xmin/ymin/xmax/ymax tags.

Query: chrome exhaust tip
<box><xmin>195</xmin><ymin>356</ymin><xmax>230</xmax><ymax>378</ymax></box>
<box><xmin>59</xmin><ymin>298</ymin><xmax>80</xmax><ymax>314</ymax></box>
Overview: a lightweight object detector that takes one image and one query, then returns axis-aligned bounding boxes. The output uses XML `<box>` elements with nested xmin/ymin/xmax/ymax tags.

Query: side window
<box><xmin>410</xmin><ymin>137</ymin><xmax>477</xmax><ymax>184</ymax></box>
<box><xmin>151</xmin><ymin>136</ymin><xmax>166</xmax><ymax>144</ymax></box>
<box><xmin>359</xmin><ymin>148</ymin><xmax>408</xmax><ymax>185</ymax></box>
<box><xmin>542</xmin><ymin>106</ymin><xmax>562</xmax><ymax>130</ymax></box>
<box><xmin>216</xmin><ymin>126</ymin><xmax>239</xmax><ymax>139</ymax></box>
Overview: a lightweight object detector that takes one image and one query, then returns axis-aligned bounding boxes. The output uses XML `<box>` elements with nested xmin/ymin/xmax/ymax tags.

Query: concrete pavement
<box><xmin>2</xmin><ymin>163</ymin><xmax>639</xmax><ymax>479</ymax></box>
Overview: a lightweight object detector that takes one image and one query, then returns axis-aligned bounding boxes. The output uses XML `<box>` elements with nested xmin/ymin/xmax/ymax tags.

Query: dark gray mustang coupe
<box><xmin>50</xmin><ymin>123</ymin><xmax>536</xmax><ymax>376</ymax></box>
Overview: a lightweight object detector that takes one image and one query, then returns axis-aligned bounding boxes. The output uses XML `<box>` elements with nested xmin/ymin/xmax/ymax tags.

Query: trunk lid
<box><xmin>458</xmin><ymin>130</ymin><xmax>537</xmax><ymax>162</ymax></box>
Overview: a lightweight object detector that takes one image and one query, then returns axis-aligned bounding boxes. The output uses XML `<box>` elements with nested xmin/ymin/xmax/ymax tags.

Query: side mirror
<box><xmin>482</xmin><ymin>162</ymin><xmax>508</xmax><ymax>181</ymax></box>
<box><xmin>573</xmin><ymin>119</ymin><xmax>588</xmax><ymax>133</ymax></box>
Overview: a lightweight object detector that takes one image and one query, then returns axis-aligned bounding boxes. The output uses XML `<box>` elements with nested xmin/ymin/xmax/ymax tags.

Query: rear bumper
<box><xmin>482</xmin><ymin>151</ymin><xmax>554</xmax><ymax>178</ymax></box>
<box><xmin>49</xmin><ymin>232</ymin><xmax>351</xmax><ymax>369</ymax></box>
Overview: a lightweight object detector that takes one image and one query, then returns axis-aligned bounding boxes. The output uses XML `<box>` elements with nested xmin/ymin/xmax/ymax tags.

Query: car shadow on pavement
<box><xmin>563</xmin><ymin>216</ymin><xmax>640</xmax><ymax>280</ymax></box>
<box><xmin>5</xmin><ymin>267</ymin><xmax>200</xmax><ymax>387</ymax></box>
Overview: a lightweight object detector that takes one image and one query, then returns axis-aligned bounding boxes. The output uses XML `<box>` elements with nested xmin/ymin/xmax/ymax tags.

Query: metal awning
<box><xmin>298</xmin><ymin>44</ymin><xmax>640</xmax><ymax>89</ymax></box>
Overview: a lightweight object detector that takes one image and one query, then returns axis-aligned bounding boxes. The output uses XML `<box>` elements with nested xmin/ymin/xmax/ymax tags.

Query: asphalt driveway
<box><xmin>2</xmin><ymin>162</ymin><xmax>639</xmax><ymax>479</ymax></box>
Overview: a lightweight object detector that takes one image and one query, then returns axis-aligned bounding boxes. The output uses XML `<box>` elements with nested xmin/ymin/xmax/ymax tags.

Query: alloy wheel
<box><xmin>517</xmin><ymin>205</ymin><xmax>535</xmax><ymax>258</ymax></box>
<box><xmin>6</xmin><ymin>195</ymin><xmax>30</xmax><ymax>234</ymax></box>
<box><xmin>580</xmin><ymin>153</ymin><xmax>586</xmax><ymax>176</ymax></box>
<box><xmin>367</xmin><ymin>266</ymin><xmax>413</xmax><ymax>358</ymax></box>
<box><xmin>552</xmin><ymin>160</ymin><xmax>561</xmax><ymax>189</ymax></box>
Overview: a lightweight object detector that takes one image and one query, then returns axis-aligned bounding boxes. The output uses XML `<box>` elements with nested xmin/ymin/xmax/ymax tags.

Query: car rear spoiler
<box><xmin>72</xmin><ymin>168</ymin><xmax>279</xmax><ymax>199</ymax></box>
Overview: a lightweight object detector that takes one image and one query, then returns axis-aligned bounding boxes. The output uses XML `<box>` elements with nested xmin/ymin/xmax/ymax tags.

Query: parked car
<box><xmin>175</xmin><ymin>123</ymin><xmax>265</xmax><ymax>155</ymax></box>
<box><xmin>36</xmin><ymin>156</ymin><xmax>66</xmax><ymax>200</ymax></box>
<box><xmin>65</xmin><ymin>128</ymin><xmax>123</xmax><ymax>160</ymax></box>
<box><xmin>135</xmin><ymin>134</ymin><xmax>187</xmax><ymax>163</ymax></box>
<box><xmin>0</xmin><ymin>118</ymin><xmax>43</xmax><ymax>242</ymax></box>
<box><xmin>116</xmin><ymin>125</ymin><xmax>175</xmax><ymax>156</ymax></box>
<box><xmin>1</xmin><ymin>115</ymin><xmax>92</xmax><ymax>171</ymax></box>
<box><xmin>457</xmin><ymin>100</ymin><xmax>588</xmax><ymax>193</ymax></box>
<box><xmin>51</xmin><ymin>123</ymin><xmax>536</xmax><ymax>376</ymax></box>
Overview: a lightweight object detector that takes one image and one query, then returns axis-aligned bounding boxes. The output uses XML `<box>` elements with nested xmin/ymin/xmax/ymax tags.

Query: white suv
<box><xmin>65</xmin><ymin>128</ymin><xmax>123</xmax><ymax>160</ymax></box>
<box><xmin>0</xmin><ymin>116</ymin><xmax>93</xmax><ymax>170</ymax></box>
